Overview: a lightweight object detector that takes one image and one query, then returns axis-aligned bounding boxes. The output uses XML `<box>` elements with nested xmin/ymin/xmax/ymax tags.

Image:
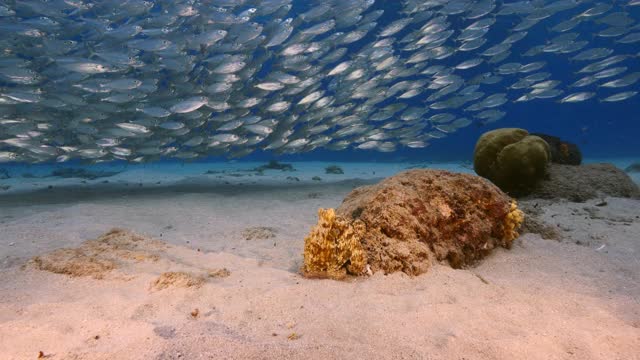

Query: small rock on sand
<box><xmin>208</xmin><ymin>268</ymin><xmax>231</xmax><ymax>278</ymax></box>
<box><xmin>242</xmin><ymin>226</ymin><xmax>277</xmax><ymax>240</ymax></box>
<box><xmin>150</xmin><ymin>271</ymin><xmax>205</xmax><ymax>291</ymax></box>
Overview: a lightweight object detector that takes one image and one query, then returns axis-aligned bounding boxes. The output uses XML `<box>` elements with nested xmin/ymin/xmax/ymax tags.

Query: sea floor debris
<box><xmin>242</xmin><ymin>226</ymin><xmax>277</xmax><ymax>241</ymax></box>
<box><xmin>29</xmin><ymin>228</ymin><xmax>164</xmax><ymax>279</ymax></box>
<box><xmin>28</xmin><ymin>228</ymin><xmax>231</xmax><ymax>291</ymax></box>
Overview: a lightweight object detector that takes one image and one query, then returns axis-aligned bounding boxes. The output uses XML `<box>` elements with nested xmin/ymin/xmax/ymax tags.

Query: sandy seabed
<box><xmin>0</xmin><ymin>161</ymin><xmax>639</xmax><ymax>360</ymax></box>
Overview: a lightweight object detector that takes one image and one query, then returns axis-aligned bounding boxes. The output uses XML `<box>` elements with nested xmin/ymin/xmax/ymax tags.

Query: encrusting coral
<box><xmin>302</xmin><ymin>208</ymin><xmax>367</xmax><ymax>280</ymax></box>
<box><xmin>302</xmin><ymin>170</ymin><xmax>525</xmax><ymax>279</ymax></box>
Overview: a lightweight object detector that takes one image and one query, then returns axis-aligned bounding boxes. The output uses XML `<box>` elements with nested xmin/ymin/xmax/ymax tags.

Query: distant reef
<box><xmin>325</xmin><ymin>165</ymin><xmax>344</xmax><ymax>174</ymax></box>
<box><xmin>526</xmin><ymin>163</ymin><xmax>640</xmax><ymax>202</ymax></box>
<box><xmin>19</xmin><ymin>168</ymin><xmax>120</xmax><ymax>180</ymax></box>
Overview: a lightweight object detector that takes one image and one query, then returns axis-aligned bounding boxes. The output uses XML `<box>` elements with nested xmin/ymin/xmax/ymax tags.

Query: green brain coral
<box><xmin>474</xmin><ymin>128</ymin><xmax>551</xmax><ymax>196</ymax></box>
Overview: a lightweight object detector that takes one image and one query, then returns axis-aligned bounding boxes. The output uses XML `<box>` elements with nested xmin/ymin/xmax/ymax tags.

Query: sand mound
<box><xmin>242</xmin><ymin>226</ymin><xmax>277</xmax><ymax>240</ymax></box>
<box><xmin>303</xmin><ymin>170</ymin><xmax>523</xmax><ymax>278</ymax></box>
<box><xmin>30</xmin><ymin>228</ymin><xmax>166</xmax><ymax>279</ymax></box>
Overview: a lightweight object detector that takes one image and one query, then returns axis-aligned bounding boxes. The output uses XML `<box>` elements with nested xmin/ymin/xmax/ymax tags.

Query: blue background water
<box><xmin>273</xmin><ymin>0</ymin><xmax>640</xmax><ymax>162</ymax></box>
<box><xmin>1</xmin><ymin>1</ymin><xmax>639</xmax><ymax>169</ymax></box>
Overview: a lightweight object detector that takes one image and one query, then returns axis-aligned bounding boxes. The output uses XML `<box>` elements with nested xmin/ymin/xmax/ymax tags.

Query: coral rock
<box><xmin>527</xmin><ymin>163</ymin><xmax>640</xmax><ymax>202</ymax></box>
<box><xmin>474</xmin><ymin>128</ymin><xmax>551</xmax><ymax>196</ymax></box>
<box><xmin>302</xmin><ymin>170</ymin><xmax>524</xmax><ymax>278</ymax></box>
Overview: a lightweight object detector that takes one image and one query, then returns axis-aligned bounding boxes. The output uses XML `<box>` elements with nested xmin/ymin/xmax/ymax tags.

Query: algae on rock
<box><xmin>302</xmin><ymin>170</ymin><xmax>525</xmax><ymax>279</ymax></box>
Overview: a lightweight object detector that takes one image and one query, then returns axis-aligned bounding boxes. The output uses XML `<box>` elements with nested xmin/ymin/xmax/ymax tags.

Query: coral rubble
<box><xmin>30</xmin><ymin>228</ymin><xmax>166</xmax><ymax>279</ymax></box>
<box><xmin>302</xmin><ymin>170</ymin><xmax>524</xmax><ymax>278</ymax></box>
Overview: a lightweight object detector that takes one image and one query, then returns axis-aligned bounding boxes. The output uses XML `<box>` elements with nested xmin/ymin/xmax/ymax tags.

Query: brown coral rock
<box><xmin>303</xmin><ymin>170</ymin><xmax>524</xmax><ymax>278</ymax></box>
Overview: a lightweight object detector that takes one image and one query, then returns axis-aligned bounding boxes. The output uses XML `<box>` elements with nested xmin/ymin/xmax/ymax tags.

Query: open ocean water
<box><xmin>0</xmin><ymin>0</ymin><xmax>639</xmax><ymax>185</ymax></box>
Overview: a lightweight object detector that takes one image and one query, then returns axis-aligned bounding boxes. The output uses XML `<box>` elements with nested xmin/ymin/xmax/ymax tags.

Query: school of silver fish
<box><xmin>0</xmin><ymin>0</ymin><xmax>639</xmax><ymax>163</ymax></box>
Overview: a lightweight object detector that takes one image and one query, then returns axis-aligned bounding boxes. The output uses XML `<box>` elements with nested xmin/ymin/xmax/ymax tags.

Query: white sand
<box><xmin>0</xmin><ymin>161</ymin><xmax>639</xmax><ymax>359</ymax></box>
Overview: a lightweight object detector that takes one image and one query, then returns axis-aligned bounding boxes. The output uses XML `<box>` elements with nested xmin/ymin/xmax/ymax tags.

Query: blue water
<box><xmin>0</xmin><ymin>1</ymin><xmax>639</xmax><ymax>167</ymax></box>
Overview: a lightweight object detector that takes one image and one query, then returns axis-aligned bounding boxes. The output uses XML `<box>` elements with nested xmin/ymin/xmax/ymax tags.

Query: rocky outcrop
<box><xmin>526</xmin><ymin>163</ymin><xmax>640</xmax><ymax>202</ymax></box>
<box><xmin>625</xmin><ymin>163</ymin><xmax>640</xmax><ymax>173</ymax></box>
<box><xmin>302</xmin><ymin>170</ymin><xmax>524</xmax><ymax>279</ymax></box>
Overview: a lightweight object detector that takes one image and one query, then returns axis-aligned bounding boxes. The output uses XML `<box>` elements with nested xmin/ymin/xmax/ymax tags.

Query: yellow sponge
<box><xmin>502</xmin><ymin>201</ymin><xmax>525</xmax><ymax>244</ymax></box>
<box><xmin>302</xmin><ymin>208</ymin><xmax>367</xmax><ymax>279</ymax></box>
